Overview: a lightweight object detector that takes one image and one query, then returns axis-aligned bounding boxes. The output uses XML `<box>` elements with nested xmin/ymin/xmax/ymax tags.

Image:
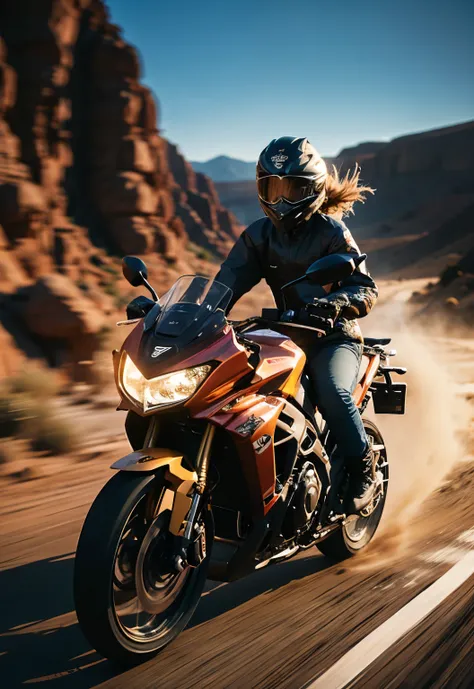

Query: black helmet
<box><xmin>257</xmin><ymin>136</ymin><xmax>327</xmax><ymax>232</ymax></box>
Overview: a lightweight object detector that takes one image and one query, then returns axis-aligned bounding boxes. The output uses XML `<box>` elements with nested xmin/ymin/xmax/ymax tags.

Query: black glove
<box><xmin>299</xmin><ymin>295</ymin><xmax>350</xmax><ymax>333</ymax></box>
<box><xmin>307</xmin><ymin>298</ymin><xmax>340</xmax><ymax>321</ymax></box>
<box><xmin>126</xmin><ymin>295</ymin><xmax>155</xmax><ymax>319</ymax></box>
<box><xmin>318</xmin><ymin>294</ymin><xmax>362</xmax><ymax>320</ymax></box>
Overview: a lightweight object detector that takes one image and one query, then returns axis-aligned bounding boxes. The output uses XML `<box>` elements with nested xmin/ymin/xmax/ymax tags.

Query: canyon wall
<box><xmin>0</xmin><ymin>0</ymin><xmax>241</xmax><ymax>379</ymax></box>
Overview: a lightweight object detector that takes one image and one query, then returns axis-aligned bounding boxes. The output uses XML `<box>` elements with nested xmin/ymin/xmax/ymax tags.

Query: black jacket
<box><xmin>216</xmin><ymin>213</ymin><xmax>378</xmax><ymax>343</ymax></box>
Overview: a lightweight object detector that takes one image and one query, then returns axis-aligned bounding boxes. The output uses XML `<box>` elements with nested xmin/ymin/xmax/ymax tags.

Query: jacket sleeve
<box><xmin>325</xmin><ymin>221</ymin><xmax>378</xmax><ymax>319</ymax></box>
<box><xmin>215</xmin><ymin>227</ymin><xmax>263</xmax><ymax>312</ymax></box>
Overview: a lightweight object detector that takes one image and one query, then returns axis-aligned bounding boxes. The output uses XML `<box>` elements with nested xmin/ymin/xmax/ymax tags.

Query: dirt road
<box><xmin>1</xmin><ymin>281</ymin><xmax>473</xmax><ymax>689</ymax></box>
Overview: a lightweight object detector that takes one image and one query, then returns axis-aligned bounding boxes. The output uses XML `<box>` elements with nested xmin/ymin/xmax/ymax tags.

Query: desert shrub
<box><xmin>0</xmin><ymin>391</ymin><xmax>50</xmax><ymax>437</ymax></box>
<box><xmin>1</xmin><ymin>368</ymin><xmax>79</xmax><ymax>455</ymax></box>
<box><xmin>9</xmin><ymin>367</ymin><xmax>60</xmax><ymax>400</ymax></box>
<box><xmin>0</xmin><ymin>396</ymin><xmax>17</xmax><ymax>437</ymax></box>
<box><xmin>23</xmin><ymin>413</ymin><xmax>79</xmax><ymax>456</ymax></box>
<box><xmin>0</xmin><ymin>394</ymin><xmax>27</xmax><ymax>437</ymax></box>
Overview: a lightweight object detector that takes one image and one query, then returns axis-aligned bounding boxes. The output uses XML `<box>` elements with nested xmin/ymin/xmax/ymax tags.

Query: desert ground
<box><xmin>1</xmin><ymin>278</ymin><xmax>473</xmax><ymax>689</ymax></box>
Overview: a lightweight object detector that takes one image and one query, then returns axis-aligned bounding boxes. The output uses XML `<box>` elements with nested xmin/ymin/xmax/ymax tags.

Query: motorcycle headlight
<box><xmin>121</xmin><ymin>355</ymin><xmax>211</xmax><ymax>411</ymax></box>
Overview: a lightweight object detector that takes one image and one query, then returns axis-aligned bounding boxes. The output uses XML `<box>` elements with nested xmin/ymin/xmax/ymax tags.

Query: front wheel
<box><xmin>74</xmin><ymin>470</ymin><xmax>211</xmax><ymax>665</ymax></box>
<box><xmin>317</xmin><ymin>418</ymin><xmax>389</xmax><ymax>560</ymax></box>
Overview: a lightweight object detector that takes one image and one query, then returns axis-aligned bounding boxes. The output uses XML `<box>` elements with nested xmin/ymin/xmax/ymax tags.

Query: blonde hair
<box><xmin>319</xmin><ymin>164</ymin><xmax>375</xmax><ymax>218</ymax></box>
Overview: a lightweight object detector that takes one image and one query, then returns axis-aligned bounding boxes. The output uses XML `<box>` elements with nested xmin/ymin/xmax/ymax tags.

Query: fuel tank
<box><xmin>244</xmin><ymin>327</ymin><xmax>306</xmax><ymax>398</ymax></box>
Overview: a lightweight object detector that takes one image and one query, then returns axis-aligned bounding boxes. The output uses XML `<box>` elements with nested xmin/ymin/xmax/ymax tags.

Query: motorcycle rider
<box><xmin>215</xmin><ymin>137</ymin><xmax>377</xmax><ymax>514</ymax></box>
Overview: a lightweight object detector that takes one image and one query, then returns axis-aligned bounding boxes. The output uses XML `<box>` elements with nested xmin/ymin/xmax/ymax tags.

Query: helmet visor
<box><xmin>257</xmin><ymin>175</ymin><xmax>323</xmax><ymax>205</ymax></box>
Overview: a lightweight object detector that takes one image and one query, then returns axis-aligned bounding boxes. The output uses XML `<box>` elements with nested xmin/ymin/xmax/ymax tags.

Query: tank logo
<box><xmin>151</xmin><ymin>345</ymin><xmax>171</xmax><ymax>358</ymax></box>
<box><xmin>235</xmin><ymin>414</ymin><xmax>264</xmax><ymax>437</ymax></box>
<box><xmin>253</xmin><ymin>434</ymin><xmax>271</xmax><ymax>454</ymax></box>
<box><xmin>271</xmin><ymin>150</ymin><xmax>288</xmax><ymax>170</ymax></box>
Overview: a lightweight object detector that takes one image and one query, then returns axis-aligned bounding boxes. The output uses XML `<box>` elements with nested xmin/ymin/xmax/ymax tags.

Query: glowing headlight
<box><xmin>121</xmin><ymin>355</ymin><xmax>211</xmax><ymax>411</ymax></box>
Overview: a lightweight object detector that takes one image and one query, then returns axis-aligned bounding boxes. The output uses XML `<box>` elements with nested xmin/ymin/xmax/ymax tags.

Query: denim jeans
<box><xmin>306</xmin><ymin>340</ymin><xmax>368</xmax><ymax>463</ymax></box>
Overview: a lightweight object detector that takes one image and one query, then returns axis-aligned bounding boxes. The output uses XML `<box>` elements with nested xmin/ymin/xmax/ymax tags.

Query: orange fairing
<box><xmin>353</xmin><ymin>352</ymin><xmax>380</xmax><ymax>406</ymax></box>
<box><xmin>247</xmin><ymin>330</ymin><xmax>306</xmax><ymax>398</ymax></box>
<box><xmin>280</xmin><ymin>340</ymin><xmax>306</xmax><ymax>397</ymax></box>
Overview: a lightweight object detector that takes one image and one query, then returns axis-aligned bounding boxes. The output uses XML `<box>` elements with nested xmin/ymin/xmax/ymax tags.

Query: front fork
<box><xmin>175</xmin><ymin>423</ymin><xmax>215</xmax><ymax>571</ymax></box>
<box><xmin>143</xmin><ymin>418</ymin><xmax>215</xmax><ymax>572</ymax></box>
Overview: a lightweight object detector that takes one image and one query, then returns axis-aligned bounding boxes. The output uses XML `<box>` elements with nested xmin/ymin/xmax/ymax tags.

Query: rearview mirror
<box><xmin>122</xmin><ymin>255</ymin><xmax>159</xmax><ymax>303</ymax></box>
<box><xmin>305</xmin><ymin>253</ymin><xmax>367</xmax><ymax>285</ymax></box>
<box><xmin>122</xmin><ymin>256</ymin><xmax>148</xmax><ymax>287</ymax></box>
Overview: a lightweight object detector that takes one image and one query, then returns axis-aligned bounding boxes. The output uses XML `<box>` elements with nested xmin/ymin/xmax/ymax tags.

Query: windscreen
<box><xmin>154</xmin><ymin>275</ymin><xmax>232</xmax><ymax>338</ymax></box>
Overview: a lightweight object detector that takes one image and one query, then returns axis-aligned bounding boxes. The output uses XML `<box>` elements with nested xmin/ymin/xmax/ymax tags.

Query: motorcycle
<box><xmin>74</xmin><ymin>252</ymin><xmax>407</xmax><ymax>664</ymax></box>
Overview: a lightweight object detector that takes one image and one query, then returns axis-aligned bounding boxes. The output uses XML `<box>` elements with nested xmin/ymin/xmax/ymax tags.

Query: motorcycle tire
<box><xmin>317</xmin><ymin>418</ymin><xmax>388</xmax><ymax>560</ymax></box>
<box><xmin>74</xmin><ymin>470</ymin><xmax>211</xmax><ymax>666</ymax></box>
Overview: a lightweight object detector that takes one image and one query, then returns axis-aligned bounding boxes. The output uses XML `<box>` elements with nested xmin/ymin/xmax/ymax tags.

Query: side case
<box><xmin>371</xmin><ymin>382</ymin><xmax>407</xmax><ymax>414</ymax></box>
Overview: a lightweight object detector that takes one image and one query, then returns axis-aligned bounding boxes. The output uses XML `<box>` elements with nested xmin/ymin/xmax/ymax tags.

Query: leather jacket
<box><xmin>215</xmin><ymin>212</ymin><xmax>378</xmax><ymax>343</ymax></box>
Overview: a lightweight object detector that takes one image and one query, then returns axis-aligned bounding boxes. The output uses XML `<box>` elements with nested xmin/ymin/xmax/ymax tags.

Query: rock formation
<box><xmin>334</xmin><ymin>121</ymin><xmax>474</xmax><ymax>180</ymax></box>
<box><xmin>0</xmin><ymin>0</ymin><xmax>241</xmax><ymax>379</ymax></box>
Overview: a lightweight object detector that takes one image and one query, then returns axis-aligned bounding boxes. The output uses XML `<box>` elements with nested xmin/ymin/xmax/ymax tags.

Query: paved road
<box><xmin>1</xmin><ymin>457</ymin><xmax>473</xmax><ymax>689</ymax></box>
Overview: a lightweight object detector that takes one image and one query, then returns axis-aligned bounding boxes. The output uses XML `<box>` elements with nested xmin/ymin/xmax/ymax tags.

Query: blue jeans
<box><xmin>306</xmin><ymin>340</ymin><xmax>368</xmax><ymax>464</ymax></box>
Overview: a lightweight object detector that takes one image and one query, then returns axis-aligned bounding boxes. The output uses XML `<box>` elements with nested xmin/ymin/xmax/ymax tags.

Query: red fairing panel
<box><xmin>211</xmin><ymin>395</ymin><xmax>285</xmax><ymax>516</ymax></box>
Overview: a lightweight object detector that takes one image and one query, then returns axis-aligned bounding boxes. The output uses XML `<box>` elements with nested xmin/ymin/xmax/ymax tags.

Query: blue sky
<box><xmin>107</xmin><ymin>0</ymin><xmax>474</xmax><ymax>162</ymax></box>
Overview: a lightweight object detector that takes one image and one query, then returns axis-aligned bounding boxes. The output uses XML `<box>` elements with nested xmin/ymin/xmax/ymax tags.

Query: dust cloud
<box><xmin>231</xmin><ymin>279</ymin><xmax>473</xmax><ymax>560</ymax></box>
<box><xmin>361</xmin><ymin>293</ymin><xmax>472</xmax><ymax>559</ymax></box>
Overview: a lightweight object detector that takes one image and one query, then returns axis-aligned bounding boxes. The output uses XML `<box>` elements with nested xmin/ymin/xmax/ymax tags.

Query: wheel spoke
<box><xmin>111</xmin><ymin>486</ymin><xmax>199</xmax><ymax>643</ymax></box>
<box><xmin>343</xmin><ymin>422</ymin><xmax>388</xmax><ymax>546</ymax></box>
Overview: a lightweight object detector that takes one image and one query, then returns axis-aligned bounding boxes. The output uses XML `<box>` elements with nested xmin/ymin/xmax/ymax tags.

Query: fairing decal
<box><xmin>224</xmin><ymin>396</ymin><xmax>286</xmax><ymax>515</ymax></box>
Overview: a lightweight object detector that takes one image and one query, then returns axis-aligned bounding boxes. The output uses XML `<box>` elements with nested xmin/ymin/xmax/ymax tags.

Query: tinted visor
<box><xmin>257</xmin><ymin>175</ymin><xmax>322</xmax><ymax>205</ymax></box>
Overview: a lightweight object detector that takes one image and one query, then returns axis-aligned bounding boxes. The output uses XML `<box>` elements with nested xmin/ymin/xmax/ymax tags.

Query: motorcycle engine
<box><xmin>287</xmin><ymin>461</ymin><xmax>322</xmax><ymax>534</ymax></box>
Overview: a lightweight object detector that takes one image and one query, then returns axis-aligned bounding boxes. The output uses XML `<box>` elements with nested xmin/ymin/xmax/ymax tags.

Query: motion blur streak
<box><xmin>304</xmin><ymin>547</ymin><xmax>474</xmax><ymax>689</ymax></box>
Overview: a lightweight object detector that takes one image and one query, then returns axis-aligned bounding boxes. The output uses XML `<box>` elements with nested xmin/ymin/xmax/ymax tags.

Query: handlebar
<box><xmin>228</xmin><ymin>314</ymin><xmax>330</xmax><ymax>338</ymax></box>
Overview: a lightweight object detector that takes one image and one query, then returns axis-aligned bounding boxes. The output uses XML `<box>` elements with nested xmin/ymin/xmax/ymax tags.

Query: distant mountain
<box><xmin>191</xmin><ymin>155</ymin><xmax>256</xmax><ymax>182</ymax></box>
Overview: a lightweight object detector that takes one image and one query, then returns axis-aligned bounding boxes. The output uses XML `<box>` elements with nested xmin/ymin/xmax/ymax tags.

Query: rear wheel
<box><xmin>74</xmin><ymin>470</ymin><xmax>211</xmax><ymax>665</ymax></box>
<box><xmin>317</xmin><ymin>418</ymin><xmax>388</xmax><ymax>560</ymax></box>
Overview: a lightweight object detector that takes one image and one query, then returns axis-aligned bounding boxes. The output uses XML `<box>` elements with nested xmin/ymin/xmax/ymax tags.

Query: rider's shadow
<box><xmin>190</xmin><ymin>552</ymin><xmax>334</xmax><ymax>627</ymax></box>
<box><xmin>0</xmin><ymin>548</ymin><xmax>334</xmax><ymax>687</ymax></box>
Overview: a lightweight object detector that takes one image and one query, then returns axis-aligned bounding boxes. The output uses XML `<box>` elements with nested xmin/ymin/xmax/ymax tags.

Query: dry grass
<box><xmin>9</xmin><ymin>366</ymin><xmax>61</xmax><ymax>400</ymax></box>
<box><xmin>22</xmin><ymin>413</ymin><xmax>79</xmax><ymax>456</ymax></box>
<box><xmin>0</xmin><ymin>368</ymin><xmax>79</xmax><ymax>456</ymax></box>
<box><xmin>0</xmin><ymin>393</ymin><xmax>39</xmax><ymax>437</ymax></box>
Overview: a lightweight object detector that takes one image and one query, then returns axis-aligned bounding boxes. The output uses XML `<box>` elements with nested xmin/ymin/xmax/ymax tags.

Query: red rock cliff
<box><xmin>0</xmin><ymin>0</ymin><xmax>241</xmax><ymax>379</ymax></box>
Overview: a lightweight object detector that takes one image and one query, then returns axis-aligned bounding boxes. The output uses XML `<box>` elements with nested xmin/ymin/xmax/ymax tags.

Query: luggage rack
<box><xmin>362</xmin><ymin>338</ymin><xmax>407</xmax><ymax>415</ymax></box>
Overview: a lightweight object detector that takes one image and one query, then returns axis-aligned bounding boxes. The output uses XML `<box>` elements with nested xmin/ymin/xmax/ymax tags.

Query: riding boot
<box><xmin>326</xmin><ymin>454</ymin><xmax>347</xmax><ymax>520</ymax></box>
<box><xmin>346</xmin><ymin>445</ymin><xmax>377</xmax><ymax>514</ymax></box>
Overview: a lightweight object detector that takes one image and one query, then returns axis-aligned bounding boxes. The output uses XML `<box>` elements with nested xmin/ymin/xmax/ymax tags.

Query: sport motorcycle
<box><xmin>74</xmin><ymin>252</ymin><xmax>407</xmax><ymax>664</ymax></box>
